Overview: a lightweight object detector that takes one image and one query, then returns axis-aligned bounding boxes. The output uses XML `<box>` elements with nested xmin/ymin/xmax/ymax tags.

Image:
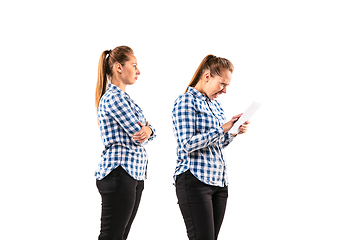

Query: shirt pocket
<box><xmin>129</xmin><ymin>100</ymin><xmax>145</xmax><ymax>123</ymax></box>
<box><xmin>210</xmin><ymin>104</ymin><xmax>226</xmax><ymax>125</ymax></box>
<box><xmin>195</xmin><ymin>111</ymin><xmax>218</xmax><ymax>133</ymax></box>
<box><xmin>214</xmin><ymin>111</ymin><xmax>226</xmax><ymax>125</ymax></box>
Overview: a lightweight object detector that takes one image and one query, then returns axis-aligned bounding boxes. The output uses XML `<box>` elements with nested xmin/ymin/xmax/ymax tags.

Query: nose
<box><xmin>222</xmin><ymin>86</ymin><xmax>227</xmax><ymax>94</ymax></box>
<box><xmin>137</xmin><ymin>68</ymin><xmax>141</xmax><ymax>75</ymax></box>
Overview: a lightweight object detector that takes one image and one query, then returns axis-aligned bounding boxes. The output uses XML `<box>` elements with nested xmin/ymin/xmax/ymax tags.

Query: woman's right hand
<box><xmin>133</xmin><ymin>119</ymin><xmax>153</xmax><ymax>142</ymax></box>
<box><xmin>222</xmin><ymin>113</ymin><xmax>242</xmax><ymax>133</ymax></box>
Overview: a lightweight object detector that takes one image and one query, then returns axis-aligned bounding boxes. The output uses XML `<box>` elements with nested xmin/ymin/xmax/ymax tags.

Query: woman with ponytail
<box><xmin>95</xmin><ymin>46</ymin><xmax>156</xmax><ymax>240</ymax></box>
<box><xmin>172</xmin><ymin>55</ymin><xmax>250</xmax><ymax>240</ymax></box>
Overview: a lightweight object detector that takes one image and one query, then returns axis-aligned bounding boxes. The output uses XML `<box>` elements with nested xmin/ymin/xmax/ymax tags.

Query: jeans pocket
<box><xmin>96</xmin><ymin>171</ymin><xmax>117</xmax><ymax>194</ymax></box>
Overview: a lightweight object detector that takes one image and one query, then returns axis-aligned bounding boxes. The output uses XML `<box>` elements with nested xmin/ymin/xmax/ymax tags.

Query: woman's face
<box><xmin>119</xmin><ymin>54</ymin><xmax>141</xmax><ymax>86</ymax></box>
<box><xmin>204</xmin><ymin>70</ymin><xmax>232</xmax><ymax>100</ymax></box>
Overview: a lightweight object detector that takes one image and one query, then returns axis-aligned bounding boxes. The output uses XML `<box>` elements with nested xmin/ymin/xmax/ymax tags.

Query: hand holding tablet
<box><xmin>229</xmin><ymin>101</ymin><xmax>261</xmax><ymax>134</ymax></box>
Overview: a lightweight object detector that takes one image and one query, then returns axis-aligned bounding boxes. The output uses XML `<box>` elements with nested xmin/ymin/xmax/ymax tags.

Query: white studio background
<box><xmin>1</xmin><ymin>0</ymin><xmax>359</xmax><ymax>239</ymax></box>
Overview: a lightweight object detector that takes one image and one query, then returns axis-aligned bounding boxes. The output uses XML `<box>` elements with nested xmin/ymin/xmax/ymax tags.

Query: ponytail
<box><xmin>185</xmin><ymin>54</ymin><xmax>234</xmax><ymax>93</ymax></box>
<box><xmin>185</xmin><ymin>55</ymin><xmax>214</xmax><ymax>93</ymax></box>
<box><xmin>95</xmin><ymin>50</ymin><xmax>111</xmax><ymax>113</ymax></box>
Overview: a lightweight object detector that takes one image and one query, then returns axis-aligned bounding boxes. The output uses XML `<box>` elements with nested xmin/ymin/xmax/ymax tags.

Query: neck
<box><xmin>111</xmin><ymin>78</ymin><xmax>126</xmax><ymax>92</ymax></box>
<box><xmin>194</xmin><ymin>84</ymin><xmax>208</xmax><ymax>98</ymax></box>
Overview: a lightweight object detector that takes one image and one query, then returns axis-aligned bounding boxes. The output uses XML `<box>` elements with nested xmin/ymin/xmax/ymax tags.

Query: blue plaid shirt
<box><xmin>172</xmin><ymin>87</ymin><xmax>236</xmax><ymax>187</ymax></box>
<box><xmin>95</xmin><ymin>84</ymin><xmax>156</xmax><ymax>180</ymax></box>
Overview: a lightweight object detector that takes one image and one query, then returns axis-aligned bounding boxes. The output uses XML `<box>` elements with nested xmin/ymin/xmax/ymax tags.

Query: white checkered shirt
<box><xmin>95</xmin><ymin>84</ymin><xmax>156</xmax><ymax>180</ymax></box>
<box><xmin>172</xmin><ymin>87</ymin><xmax>236</xmax><ymax>187</ymax></box>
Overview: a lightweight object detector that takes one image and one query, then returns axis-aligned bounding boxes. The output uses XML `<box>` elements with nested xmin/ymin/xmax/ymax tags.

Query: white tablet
<box><xmin>229</xmin><ymin>101</ymin><xmax>261</xmax><ymax>134</ymax></box>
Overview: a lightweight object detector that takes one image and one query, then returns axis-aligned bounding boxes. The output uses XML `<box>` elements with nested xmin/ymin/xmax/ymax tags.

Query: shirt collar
<box><xmin>108</xmin><ymin>84</ymin><xmax>129</xmax><ymax>98</ymax></box>
<box><xmin>187</xmin><ymin>86</ymin><xmax>210</xmax><ymax>101</ymax></box>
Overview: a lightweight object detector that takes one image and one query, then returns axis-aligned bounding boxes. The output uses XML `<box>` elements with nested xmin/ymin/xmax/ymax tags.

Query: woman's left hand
<box><xmin>237</xmin><ymin>120</ymin><xmax>250</xmax><ymax>135</ymax></box>
<box><xmin>133</xmin><ymin>119</ymin><xmax>153</xmax><ymax>142</ymax></box>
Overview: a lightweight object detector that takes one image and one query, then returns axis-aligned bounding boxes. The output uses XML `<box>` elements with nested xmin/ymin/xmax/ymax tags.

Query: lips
<box><xmin>214</xmin><ymin>91</ymin><xmax>222</xmax><ymax>98</ymax></box>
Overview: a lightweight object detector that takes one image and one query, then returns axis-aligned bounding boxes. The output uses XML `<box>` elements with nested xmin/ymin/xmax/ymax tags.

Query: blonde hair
<box><xmin>95</xmin><ymin>46</ymin><xmax>134</xmax><ymax>113</ymax></box>
<box><xmin>185</xmin><ymin>55</ymin><xmax>234</xmax><ymax>92</ymax></box>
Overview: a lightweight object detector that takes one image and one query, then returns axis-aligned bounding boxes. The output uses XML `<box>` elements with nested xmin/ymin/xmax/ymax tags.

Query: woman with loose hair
<box><xmin>172</xmin><ymin>55</ymin><xmax>250</xmax><ymax>240</ymax></box>
<box><xmin>95</xmin><ymin>46</ymin><xmax>156</xmax><ymax>240</ymax></box>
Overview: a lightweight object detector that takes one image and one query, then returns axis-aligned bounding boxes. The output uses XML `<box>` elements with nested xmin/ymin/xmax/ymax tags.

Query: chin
<box><xmin>212</xmin><ymin>94</ymin><xmax>220</xmax><ymax>100</ymax></box>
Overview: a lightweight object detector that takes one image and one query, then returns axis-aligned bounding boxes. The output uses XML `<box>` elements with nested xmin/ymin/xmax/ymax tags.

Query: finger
<box><xmin>138</xmin><ymin>121</ymin><xmax>144</xmax><ymax>127</ymax></box>
<box><xmin>134</xmin><ymin>138</ymin><xmax>145</xmax><ymax>142</ymax></box>
<box><xmin>134</xmin><ymin>136</ymin><xmax>143</xmax><ymax>141</ymax></box>
<box><xmin>232</xmin><ymin>116</ymin><xmax>240</xmax><ymax>121</ymax></box>
<box><xmin>138</xmin><ymin>130</ymin><xmax>147</xmax><ymax>137</ymax></box>
<box><xmin>138</xmin><ymin>134</ymin><xmax>148</xmax><ymax>142</ymax></box>
<box><xmin>133</xmin><ymin>134</ymin><xmax>146</xmax><ymax>142</ymax></box>
<box><xmin>133</xmin><ymin>128</ymin><xmax>146</xmax><ymax>137</ymax></box>
<box><xmin>133</xmin><ymin>130</ymin><xmax>142</xmax><ymax>137</ymax></box>
<box><xmin>232</xmin><ymin>114</ymin><xmax>241</xmax><ymax>120</ymax></box>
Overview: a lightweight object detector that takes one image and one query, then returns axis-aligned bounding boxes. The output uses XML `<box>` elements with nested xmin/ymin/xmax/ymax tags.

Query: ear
<box><xmin>203</xmin><ymin>70</ymin><xmax>211</xmax><ymax>83</ymax></box>
<box><xmin>115</xmin><ymin>62</ymin><xmax>122</xmax><ymax>73</ymax></box>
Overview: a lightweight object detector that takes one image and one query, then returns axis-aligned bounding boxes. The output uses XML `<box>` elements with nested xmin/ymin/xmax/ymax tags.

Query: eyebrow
<box><xmin>221</xmin><ymin>81</ymin><xmax>230</xmax><ymax>86</ymax></box>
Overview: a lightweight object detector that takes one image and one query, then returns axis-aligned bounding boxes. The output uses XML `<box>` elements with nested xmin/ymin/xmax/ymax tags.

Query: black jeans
<box><xmin>176</xmin><ymin>171</ymin><xmax>228</xmax><ymax>240</ymax></box>
<box><xmin>96</xmin><ymin>166</ymin><xmax>144</xmax><ymax>240</ymax></box>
